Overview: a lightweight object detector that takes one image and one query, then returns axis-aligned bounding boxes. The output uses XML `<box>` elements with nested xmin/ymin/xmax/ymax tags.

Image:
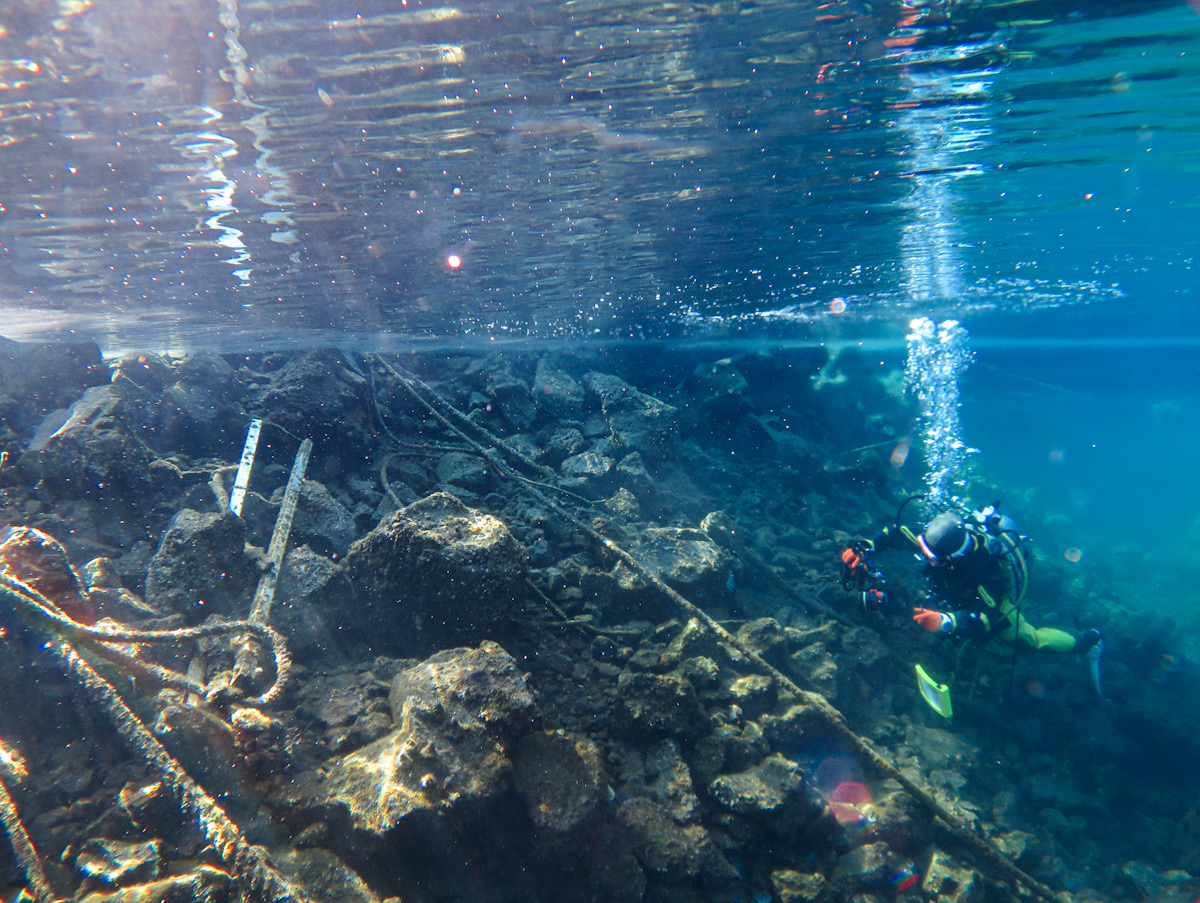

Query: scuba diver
<box><xmin>840</xmin><ymin>503</ymin><xmax>1104</xmax><ymax>701</ymax></box>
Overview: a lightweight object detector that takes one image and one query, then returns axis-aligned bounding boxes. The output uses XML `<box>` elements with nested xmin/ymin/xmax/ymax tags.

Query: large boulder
<box><xmin>308</xmin><ymin>642</ymin><xmax>537</xmax><ymax>836</ymax></box>
<box><xmin>22</xmin><ymin>385</ymin><xmax>162</xmax><ymax>498</ymax></box>
<box><xmin>581</xmin><ymin>372</ymin><xmax>676</xmax><ymax>459</ymax></box>
<box><xmin>144</xmin><ymin>510</ymin><xmax>257</xmax><ymax>621</ymax></box>
<box><xmin>0</xmin><ymin>338</ymin><xmax>106</xmax><ymax>436</ymax></box>
<box><xmin>343</xmin><ymin>492</ymin><xmax>526</xmax><ymax>654</ymax></box>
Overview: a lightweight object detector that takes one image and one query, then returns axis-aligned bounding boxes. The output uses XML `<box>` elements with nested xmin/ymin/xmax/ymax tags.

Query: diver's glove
<box><xmin>913</xmin><ymin>607</ymin><xmax>953</xmax><ymax>633</ymax></box>
<box><xmin>840</xmin><ymin>540</ymin><xmax>874</xmax><ymax>589</ymax></box>
<box><xmin>913</xmin><ymin>608</ymin><xmax>989</xmax><ymax>640</ymax></box>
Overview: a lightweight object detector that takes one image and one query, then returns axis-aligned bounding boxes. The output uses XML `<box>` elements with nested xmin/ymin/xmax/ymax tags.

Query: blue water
<box><xmin>2</xmin><ymin>0</ymin><xmax>1197</xmax><ymax>602</ymax></box>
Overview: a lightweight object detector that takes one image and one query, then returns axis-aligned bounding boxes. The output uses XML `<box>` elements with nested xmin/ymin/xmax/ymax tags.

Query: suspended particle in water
<box><xmin>446</xmin><ymin>254</ymin><xmax>462</xmax><ymax>269</ymax></box>
<box><xmin>829</xmin><ymin>297</ymin><xmax>847</xmax><ymax>314</ymax></box>
<box><xmin>1063</xmin><ymin>547</ymin><xmax>1082</xmax><ymax>563</ymax></box>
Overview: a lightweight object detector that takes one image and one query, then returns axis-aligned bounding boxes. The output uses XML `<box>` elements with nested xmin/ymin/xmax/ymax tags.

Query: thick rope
<box><xmin>0</xmin><ymin>740</ymin><xmax>59</xmax><ymax>903</ymax></box>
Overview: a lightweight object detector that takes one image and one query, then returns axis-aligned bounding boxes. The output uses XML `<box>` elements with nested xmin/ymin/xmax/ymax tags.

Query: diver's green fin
<box><xmin>915</xmin><ymin>664</ymin><xmax>953</xmax><ymax>718</ymax></box>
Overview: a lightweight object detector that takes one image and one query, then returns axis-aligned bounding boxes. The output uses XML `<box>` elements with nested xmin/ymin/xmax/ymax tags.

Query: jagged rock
<box><xmin>436</xmin><ymin>451</ymin><xmax>493</xmax><ymax>492</ymax></box>
<box><xmin>22</xmin><ymin>385</ymin><xmax>161</xmax><ymax>497</ymax></box>
<box><xmin>0</xmin><ymin>525</ymin><xmax>96</xmax><ymax>622</ymax></box>
<box><xmin>274</xmin><ymin>545</ymin><xmax>355</xmax><ymax>661</ymax></box>
<box><xmin>770</xmin><ymin>869</ymin><xmax>827</xmax><ymax>903</ymax></box>
<box><xmin>560</xmin><ymin>449</ymin><xmax>614</xmax><ymax>492</ymax></box>
<box><xmin>633</xmin><ymin>528</ymin><xmax>731</xmax><ymax>601</ymax></box>
<box><xmin>0</xmin><ymin>338</ymin><xmax>106</xmax><ymax>435</ymax></box>
<box><xmin>310</xmin><ymin>643</ymin><xmax>536</xmax><ymax>835</ymax></box>
<box><xmin>117</xmin><ymin>781</ymin><xmax>178</xmax><ymax>838</ymax></box>
<box><xmin>708</xmin><ymin>754</ymin><xmax>813</xmax><ymax>820</ymax></box>
<box><xmin>288</xmin><ymin>479</ymin><xmax>359</xmax><ymax>559</ymax></box>
<box><xmin>830</xmin><ymin>841</ymin><xmax>899</xmax><ymax>893</ymax></box>
<box><xmin>727</xmin><ymin>674</ymin><xmax>777</xmax><ymax>719</ymax></box>
<box><xmin>388</xmin><ymin>641</ymin><xmax>537</xmax><ymax>742</ymax></box>
<box><xmin>603</xmin><ymin>486</ymin><xmax>642</xmax><ymax>520</ymax></box>
<box><xmin>581</xmin><ymin>372</ymin><xmax>677</xmax><ymax>459</ymax></box>
<box><xmin>787</xmin><ymin>641</ymin><xmax>839</xmax><ymax>700</ymax></box>
<box><xmin>615</xmin><ymin>797</ymin><xmax>738</xmax><ymax>885</ymax></box>
<box><xmin>513</xmin><ymin>730</ymin><xmax>607</xmax><ymax>838</ymax></box>
<box><xmin>343</xmin><ymin>492</ymin><xmax>527</xmax><ymax>654</ymax></box>
<box><xmin>736</xmin><ymin>617</ymin><xmax>790</xmax><ymax>663</ymax></box>
<box><xmin>615</xmin><ymin>451</ymin><xmax>657</xmax><ymax>500</ymax></box>
<box><xmin>539</xmin><ymin>426</ymin><xmax>586</xmax><ymax>466</ymax></box>
<box><xmin>615</xmin><ymin>672</ymin><xmax>705</xmax><ymax>740</ymax></box>
<box><xmin>246</xmin><ymin>349</ymin><xmax>373</xmax><ymax>464</ymax></box>
<box><xmin>294</xmin><ymin>669</ymin><xmax>391</xmax><ymax>754</ymax></box>
<box><xmin>923</xmin><ymin>849</ymin><xmax>985</xmax><ymax>903</ymax></box>
<box><xmin>274</xmin><ymin>848</ymin><xmax>382</xmax><ymax>903</ymax></box>
<box><xmin>645</xmin><ymin>739</ymin><xmax>702</xmax><ymax>825</ymax></box>
<box><xmin>533</xmin><ymin>358</ymin><xmax>586</xmax><ymax>420</ymax></box>
<box><xmin>486</xmin><ymin>373</ymin><xmax>537</xmax><ymax>430</ymax></box>
<box><xmin>77</xmin><ymin>838</ymin><xmax>162</xmax><ymax>886</ymax></box>
<box><xmin>152</xmin><ymin>378</ymin><xmax>242</xmax><ymax>457</ymax></box>
<box><xmin>78</xmin><ymin>865</ymin><xmax>229</xmax><ymax>903</ymax></box>
<box><xmin>144</xmin><ymin>510</ymin><xmax>256</xmax><ymax>621</ymax></box>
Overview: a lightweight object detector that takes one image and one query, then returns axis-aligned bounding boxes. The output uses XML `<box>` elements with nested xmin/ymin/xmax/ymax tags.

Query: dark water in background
<box><xmin>2</xmin><ymin>1</ymin><xmax>1199</xmax><ymax>598</ymax></box>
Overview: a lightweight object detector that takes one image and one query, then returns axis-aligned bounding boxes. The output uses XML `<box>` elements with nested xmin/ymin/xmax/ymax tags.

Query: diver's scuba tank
<box><xmin>965</xmin><ymin>504</ymin><xmax>1030</xmax><ymax>604</ymax></box>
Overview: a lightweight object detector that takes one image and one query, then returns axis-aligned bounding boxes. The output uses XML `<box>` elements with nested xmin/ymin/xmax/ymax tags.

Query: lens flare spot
<box><xmin>1025</xmin><ymin>678</ymin><xmax>1047</xmax><ymax>699</ymax></box>
<box><xmin>829</xmin><ymin>781</ymin><xmax>873</xmax><ymax>825</ymax></box>
<box><xmin>829</xmin><ymin>297</ymin><xmax>847</xmax><ymax>314</ymax></box>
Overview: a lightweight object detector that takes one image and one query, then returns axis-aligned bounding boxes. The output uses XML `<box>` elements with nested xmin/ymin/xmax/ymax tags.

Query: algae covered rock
<box><xmin>344</xmin><ymin>492</ymin><xmax>527</xmax><ymax>654</ymax></box>
<box><xmin>312</xmin><ymin>642</ymin><xmax>536</xmax><ymax>836</ymax></box>
<box><xmin>615</xmin><ymin>796</ymin><xmax>739</xmax><ymax>885</ymax></box>
<box><xmin>615</xmin><ymin>671</ymin><xmax>705</xmax><ymax>740</ymax></box>
<box><xmin>513</xmin><ymin>729</ymin><xmax>607</xmax><ymax>838</ymax></box>
<box><xmin>923</xmin><ymin>849</ymin><xmax>985</xmax><ymax>903</ymax></box>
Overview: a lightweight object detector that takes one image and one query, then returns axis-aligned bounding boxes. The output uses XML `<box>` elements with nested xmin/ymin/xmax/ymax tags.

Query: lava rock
<box><xmin>344</xmin><ymin>492</ymin><xmax>527</xmax><ymax>654</ymax></box>
<box><xmin>0</xmin><ymin>525</ymin><xmax>96</xmax><ymax>623</ymax></box>
<box><xmin>581</xmin><ymin>372</ymin><xmax>677</xmax><ymax>459</ymax></box>
<box><xmin>0</xmin><ymin>338</ymin><xmax>106</xmax><ymax>435</ymax></box>
<box><xmin>513</xmin><ymin>729</ymin><xmax>607</xmax><ymax>839</ymax></box>
<box><xmin>533</xmin><ymin>358</ymin><xmax>586</xmax><ymax>420</ymax></box>
<box><xmin>273</xmin><ymin>544</ymin><xmax>354</xmax><ymax>661</ymax></box>
<box><xmin>633</xmin><ymin>528</ymin><xmax>731</xmax><ymax>602</ymax></box>
<box><xmin>435</xmin><ymin>452</ymin><xmax>493</xmax><ymax>492</ymax></box>
<box><xmin>708</xmin><ymin>754</ymin><xmax>813</xmax><ymax>820</ymax></box>
<box><xmin>288</xmin><ymin>479</ymin><xmax>359</xmax><ymax>559</ymax></box>
<box><xmin>770</xmin><ymin>869</ymin><xmax>827</xmax><ymax>903</ymax></box>
<box><xmin>615</xmin><ymin>671</ymin><xmax>705</xmax><ymax>740</ymax></box>
<box><xmin>312</xmin><ymin>642</ymin><xmax>536</xmax><ymax>836</ymax></box>
<box><xmin>22</xmin><ymin>385</ymin><xmax>160</xmax><ymax>498</ymax></box>
<box><xmin>246</xmin><ymin>349</ymin><xmax>373</xmax><ymax>467</ymax></box>
<box><xmin>144</xmin><ymin>509</ymin><xmax>257</xmax><ymax>621</ymax></box>
<box><xmin>923</xmin><ymin>849</ymin><xmax>985</xmax><ymax>903</ymax></box>
<box><xmin>615</xmin><ymin>796</ymin><xmax>739</xmax><ymax>885</ymax></box>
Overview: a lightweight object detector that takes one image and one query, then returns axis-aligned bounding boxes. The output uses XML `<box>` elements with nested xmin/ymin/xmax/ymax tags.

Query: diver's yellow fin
<box><xmin>915</xmin><ymin>664</ymin><xmax>953</xmax><ymax>718</ymax></box>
